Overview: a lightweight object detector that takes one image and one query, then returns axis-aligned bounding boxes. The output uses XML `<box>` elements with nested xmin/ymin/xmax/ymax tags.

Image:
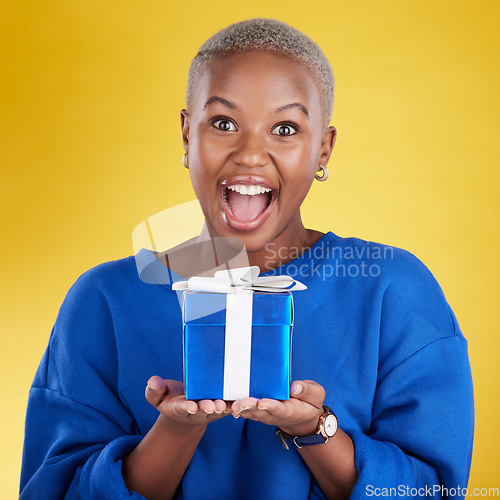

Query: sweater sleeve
<box><xmin>349</xmin><ymin>252</ymin><xmax>474</xmax><ymax>499</ymax></box>
<box><xmin>20</xmin><ymin>264</ymin><xmax>146</xmax><ymax>499</ymax></box>
<box><xmin>350</xmin><ymin>335</ymin><xmax>473</xmax><ymax>499</ymax></box>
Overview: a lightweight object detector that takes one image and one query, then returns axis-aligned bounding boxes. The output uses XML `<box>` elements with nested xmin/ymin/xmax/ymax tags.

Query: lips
<box><xmin>220</xmin><ymin>177</ymin><xmax>277</xmax><ymax>232</ymax></box>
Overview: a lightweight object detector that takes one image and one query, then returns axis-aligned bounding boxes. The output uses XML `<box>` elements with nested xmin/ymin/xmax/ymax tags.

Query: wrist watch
<box><xmin>276</xmin><ymin>406</ymin><xmax>338</xmax><ymax>450</ymax></box>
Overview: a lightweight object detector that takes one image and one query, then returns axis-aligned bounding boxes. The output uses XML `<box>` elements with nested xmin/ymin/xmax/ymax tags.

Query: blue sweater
<box><xmin>20</xmin><ymin>232</ymin><xmax>474</xmax><ymax>499</ymax></box>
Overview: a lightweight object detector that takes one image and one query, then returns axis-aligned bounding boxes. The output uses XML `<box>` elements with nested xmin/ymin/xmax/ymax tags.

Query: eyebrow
<box><xmin>276</xmin><ymin>102</ymin><xmax>309</xmax><ymax>118</ymax></box>
<box><xmin>203</xmin><ymin>96</ymin><xmax>309</xmax><ymax>118</ymax></box>
<box><xmin>204</xmin><ymin>96</ymin><xmax>236</xmax><ymax>110</ymax></box>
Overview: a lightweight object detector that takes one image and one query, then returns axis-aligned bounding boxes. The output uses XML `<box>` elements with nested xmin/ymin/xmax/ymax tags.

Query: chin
<box><xmin>210</xmin><ymin>220</ymin><xmax>272</xmax><ymax>252</ymax></box>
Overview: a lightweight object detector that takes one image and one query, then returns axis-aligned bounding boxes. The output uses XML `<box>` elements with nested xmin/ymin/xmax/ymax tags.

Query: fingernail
<box><xmin>291</xmin><ymin>383</ymin><xmax>302</xmax><ymax>396</ymax></box>
<box><xmin>204</xmin><ymin>409</ymin><xmax>214</xmax><ymax>415</ymax></box>
<box><xmin>147</xmin><ymin>380</ymin><xmax>155</xmax><ymax>391</ymax></box>
<box><xmin>233</xmin><ymin>414</ymin><xmax>240</xmax><ymax>419</ymax></box>
<box><xmin>214</xmin><ymin>409</ymin><xmax>222</xmax><ymax>414</ymax></box>
<box><xmin>187</xmin><ymin>409</ymin><xmax>197</xmax><ymax>415</ymax></box>
<box><xmin>258</xmin><ymin>406</ymin><xmax>268</xmax><ymax>410</ymax></box>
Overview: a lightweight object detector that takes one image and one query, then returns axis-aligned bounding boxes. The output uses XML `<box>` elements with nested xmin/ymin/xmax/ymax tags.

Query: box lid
<box><xmin>184</xmin><ymin>291</ymin><xmax>292</xmax><ymax>325</ymax></box>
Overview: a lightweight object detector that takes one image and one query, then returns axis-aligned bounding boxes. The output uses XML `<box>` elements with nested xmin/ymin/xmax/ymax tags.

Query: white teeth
<box><xmin>227</xmin><ymin>184</ymin><xmax>272</xmax><ymax>196</ymax></box>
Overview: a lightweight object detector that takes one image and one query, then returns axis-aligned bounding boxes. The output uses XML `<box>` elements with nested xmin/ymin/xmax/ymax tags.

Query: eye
<box><xmin>212</xmin><ymin>118</ymin><xmax>237</xmax><ymax>132</ymax></box>
<box><xmin>271</xmin><ymin>123</ymin><xmax>299</xmax><ymax>136</ymax></box>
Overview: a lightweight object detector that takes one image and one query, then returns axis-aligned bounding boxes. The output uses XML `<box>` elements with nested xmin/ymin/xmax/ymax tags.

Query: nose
<box><xmin>231</xmin><ymin>131</ymin><xmax>269</xmax><ymax>169</ymax></box>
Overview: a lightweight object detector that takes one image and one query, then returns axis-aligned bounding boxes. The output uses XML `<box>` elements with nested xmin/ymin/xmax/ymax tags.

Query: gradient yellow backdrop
<box><xmin>2</xmin><ymin>1</ymin><xmax>499</xmax><ymax>497</ymax></box>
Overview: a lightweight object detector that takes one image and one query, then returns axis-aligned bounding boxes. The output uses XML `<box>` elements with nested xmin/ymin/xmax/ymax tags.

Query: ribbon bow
<box><xmin>172</xmin><ymin>266</ymin><xmax>306</xmax><ymax>294</ymax></box>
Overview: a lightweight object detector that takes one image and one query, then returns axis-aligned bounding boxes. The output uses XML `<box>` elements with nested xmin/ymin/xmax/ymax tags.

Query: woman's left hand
<box><xmin>231</xmin><ymin>380</ymin><xmax>325</xmax><ymax>436</ymax></box>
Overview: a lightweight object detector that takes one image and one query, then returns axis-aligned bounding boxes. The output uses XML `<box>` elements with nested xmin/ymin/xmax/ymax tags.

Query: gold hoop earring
<box><xmin>315</xmin><ymin>165</ymin><xmax>328</xmax><ymax>182</ymax></box>
<box><xmin>182</xmin><ymin>153</ymin><xmax>189</xmax><ymax>169</ymax></box>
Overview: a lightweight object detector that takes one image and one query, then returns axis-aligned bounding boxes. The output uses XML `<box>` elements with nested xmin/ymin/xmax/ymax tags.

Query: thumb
<box><xmin>145</xmin><ymin>375</ymin><xmax>168</xmax><ymax>407</ymax></box>
<box><xmin>290</xmin><ymin>380</ymin><xmax>325</xmax><ymax>409</ymax></box>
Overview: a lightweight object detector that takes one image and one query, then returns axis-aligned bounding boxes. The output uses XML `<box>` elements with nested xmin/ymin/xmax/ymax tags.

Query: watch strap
<box><xmin>276</xmin><ymin>405</ymin><xmax>334</xmax><ymax>450</ymax></box>
<box><xmin>276</xmin><ymin>428</ymin><xmax>326</xmax><ymax>450</ymax></box>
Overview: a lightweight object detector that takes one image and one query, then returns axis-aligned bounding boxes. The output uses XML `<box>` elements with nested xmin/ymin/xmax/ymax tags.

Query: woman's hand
<box><xmin>146</xmin><ymin>376</ymin><xmax>231</xmax><ymax>428</ymax></box>
<box><xmin>230</xmin><ymin>379</ymin><xmax>325</xmax><ymax>436</ymax></box>
<box><xmin>231</xmin><ymin>380</ymin><xmax>357</xmax><ymax>498</ymax></box>
<box><xmin>124</xmin><ymin>376</ymin><xmax>230</xmax><ymax>499</ymax></box>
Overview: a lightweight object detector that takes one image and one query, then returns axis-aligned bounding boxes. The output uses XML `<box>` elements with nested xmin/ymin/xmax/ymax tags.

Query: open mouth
<box><xmin>220</xmin><ymin>178</ymin><xmax>277</xmax><ymax>232</ymax></box>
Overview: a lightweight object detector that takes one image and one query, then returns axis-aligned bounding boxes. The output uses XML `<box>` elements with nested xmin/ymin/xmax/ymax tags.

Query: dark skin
<box><xmin>122</xmin><ymin>51</ymin><xmax>357</xmax><ymax>499</ymax></box>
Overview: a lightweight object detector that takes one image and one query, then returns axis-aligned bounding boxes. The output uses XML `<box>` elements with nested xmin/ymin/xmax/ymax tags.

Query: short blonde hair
<box><xmin>186</xmin><ymin>18</ymin><xmax>335</xmax><ymax>127</ymax></box>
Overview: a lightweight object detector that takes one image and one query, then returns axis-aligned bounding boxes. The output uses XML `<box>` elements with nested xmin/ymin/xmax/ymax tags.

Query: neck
<box><xmin>201</xmin><ymin>216</ymin><xmax>324</xmax><ymax>273</ymax></box>
<box><xmin>161</xmin><ymin>218</ymin><xmax>325</xmax><ymax>279</ymax></box>
<box><xmin>249</xmin><ymin>228</ymin><xmax>324</xmax><ymax>272</ymax></box>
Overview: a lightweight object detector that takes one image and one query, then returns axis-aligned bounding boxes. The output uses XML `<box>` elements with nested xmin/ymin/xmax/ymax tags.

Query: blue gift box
<box><xmin>182</xmin><ymin>291</ymin><xmax>293</xmax><ymax>401</ymax></box>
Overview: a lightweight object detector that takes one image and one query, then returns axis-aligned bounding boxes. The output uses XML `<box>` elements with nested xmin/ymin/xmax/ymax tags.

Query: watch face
<box><xmin>324</xmin><ymin>414</ymin><xmax>338</xmax><ymax>437</ymax></box>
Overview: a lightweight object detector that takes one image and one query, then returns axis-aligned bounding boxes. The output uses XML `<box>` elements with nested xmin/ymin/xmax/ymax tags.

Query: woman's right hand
<box><xmin>124</xmin><ymin>376</ymin><xmax>227</xmax><ymax>498</ymax></box>
<box><xmin>146</xmin><ymin>376</ymin><xmax>231</xmax><ymax>428</ymax></box>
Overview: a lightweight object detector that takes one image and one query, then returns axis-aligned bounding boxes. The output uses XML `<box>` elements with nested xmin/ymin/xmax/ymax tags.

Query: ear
<box><xmin>319</xmin><ymin>126</ymin><xmax>337</xmax><ymax>165</ymax></box>
<box><xmin>180</xmin><ymin>109</ymin><xmax>190</xmax><ymax>152</ymax></box>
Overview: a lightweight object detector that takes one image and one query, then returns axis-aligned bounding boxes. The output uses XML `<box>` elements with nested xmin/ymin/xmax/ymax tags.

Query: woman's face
<box><xmin>181</xmin><ymin>50</ymin><xmax>336</xmax><ymax>254</ymax></box>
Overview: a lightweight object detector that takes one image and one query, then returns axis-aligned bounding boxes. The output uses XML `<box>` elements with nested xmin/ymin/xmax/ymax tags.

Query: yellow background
<box><xmin>1</xmin><ymin>0</ymin><xmax>499</xmax><ymax>496</ymax></box>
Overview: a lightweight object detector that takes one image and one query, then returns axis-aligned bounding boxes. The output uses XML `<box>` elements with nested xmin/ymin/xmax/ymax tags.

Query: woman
<box><xmin>20</xmin><ymin>19</ymin><xmax>474</xmax><ymax>499</ymax></box>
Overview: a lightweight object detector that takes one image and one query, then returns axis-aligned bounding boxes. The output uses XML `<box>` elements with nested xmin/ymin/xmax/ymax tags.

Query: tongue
<box><xmin>226</xmin><ymin>190</ymin><xmax>270</xmax><ymax>222</ymax></box>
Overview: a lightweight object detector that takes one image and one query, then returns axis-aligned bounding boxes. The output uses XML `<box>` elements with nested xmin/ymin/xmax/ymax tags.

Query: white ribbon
<box><xmin>176</xmin><ymin>267</ymin><xmax>305</xmax><ymax>400</ymax></box>
<box><xmin>223</xmin><ymin>291</ymin><xmax>253</xmax><ymax>400</ymax></box>
<box><xmin>172</xmin><ymin>266</ymin><xmax>307</xmax><ymax>293</ymax></box>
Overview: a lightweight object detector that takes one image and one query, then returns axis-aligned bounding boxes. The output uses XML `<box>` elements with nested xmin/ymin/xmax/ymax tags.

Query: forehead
<box><xmin>190</xmin><ymin>51</ymin><xmax>323</xmax><ymax>118</ymax></box>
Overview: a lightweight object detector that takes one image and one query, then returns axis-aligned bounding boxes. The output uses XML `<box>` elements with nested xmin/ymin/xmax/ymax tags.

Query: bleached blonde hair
<box><xmin>186</xmin><ymin>18</ymin><xmax>335</xmax><ymax>127</ymax></box>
